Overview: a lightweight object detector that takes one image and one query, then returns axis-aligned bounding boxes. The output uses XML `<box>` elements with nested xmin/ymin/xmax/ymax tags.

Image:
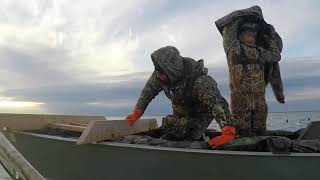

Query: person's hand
<box><xmin>126</xmin><ymin>108</ymin><xmax>143</xmax><ymax>126</ymax></box>
<box><xmin>278</xmin><ymin>98</ymin><xmax>285</xmax><ymax>104</ymax></box>
<box><xmin>208</xmin><ymin>126</ymin><xmax>236</xmax><ymax>147</ymax></box>
<box><xmin>276</xmin><ymin>94</ymin><xmax>285</xmax><ymax>104</ymax></box>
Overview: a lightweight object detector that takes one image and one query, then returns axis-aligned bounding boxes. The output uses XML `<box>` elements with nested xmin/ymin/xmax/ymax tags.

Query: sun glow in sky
<box><xmin>0</xmin><ymin>101</ymin><xmax>43</xmax><ymax>108</ymax></box>
<box><xmin>0</xmin><ymin>97</ymin><xmax>43</xmax><ymax>109</ymax></box>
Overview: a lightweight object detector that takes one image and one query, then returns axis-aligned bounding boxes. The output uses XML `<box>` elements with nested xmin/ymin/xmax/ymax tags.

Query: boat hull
<box><xmin>4</xmin><ymin>132</ymin><xmax>320</xmax><ymax>180</ymax></box>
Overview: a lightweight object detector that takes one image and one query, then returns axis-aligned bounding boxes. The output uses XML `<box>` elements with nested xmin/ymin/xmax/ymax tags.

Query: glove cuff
<box><xmin>221</xmin><ymin>126</ymin><xmax>236</xmax><ymax>136</ymax></box>
<box><xmin>133</xmin><ymin>108</ymin><xmax>144</xmax><ymax>117</ymax></box>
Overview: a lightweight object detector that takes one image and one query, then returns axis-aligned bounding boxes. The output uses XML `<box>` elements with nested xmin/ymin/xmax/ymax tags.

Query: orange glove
<box><xmin>208</xmin><ymin>126</ymin><xmax>236</xmax><ymax>147</ymax></box>
<box><xmin>126</xmin><ymin>108</ymin><xmax>144</xmax><ymax>125</ymax></box>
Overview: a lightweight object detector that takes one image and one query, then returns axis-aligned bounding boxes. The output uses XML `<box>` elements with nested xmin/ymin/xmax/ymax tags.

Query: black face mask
<box><xmin>151</xmin><ymin>56</ymin><xmax>171</xmax><ymax>84</ymax></box>
<box><xmin>156</xmin><ymin>70</ymin><xmax>170</xmax><ymax>85</ymax></box>
<box><xmin>154</xmin><ymin>65</ymin><xmax>164</xmax><ymax>74</ymax></box>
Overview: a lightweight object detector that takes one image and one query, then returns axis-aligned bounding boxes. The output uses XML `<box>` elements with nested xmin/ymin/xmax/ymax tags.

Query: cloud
<box><xmin>0</xmin><ymin>0</ymin><xmax>149</xmax><ymax>84</ymax></box>
<box><xmin>1</xmin><ymin>0</ymin><xmax>319</xmax><ymax>79</ymax></box>
<box><xmin>0</xmin><ymin>56</ymin><xmax>318</xmax><ymax>116</ymax></box>
<box><xmin>0</xmin><ymin>0</ymin><xmax>319</xmax><ymax>115</ymax></box>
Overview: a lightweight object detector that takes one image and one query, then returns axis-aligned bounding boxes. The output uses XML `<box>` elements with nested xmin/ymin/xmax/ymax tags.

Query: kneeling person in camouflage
<box><xmin>126</xmin><ymin>46</ymin><xmax>235</xmax><ymax>147</ymax></box>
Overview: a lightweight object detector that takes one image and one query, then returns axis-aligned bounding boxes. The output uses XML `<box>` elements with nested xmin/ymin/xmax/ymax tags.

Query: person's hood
<box><xmin>151</xmin><ymin>46</ymin><xmax>208</xmax><ymax>84</ymax></box>
<box><xmin>215</xmin><ymin>5</ymin><xmax>268</xmax><ymax>35</ymax></box>
<box><xmin>215</xmin><ymin>5</ymin><xmax>281</xmax><ymax>49</ymax></box>
<box><xmin>183</xmin><ymin>57</ymin><xmax>208</xmax><ymax>81</ymax></box>
<box><xmin>151</xmin><ymin>46</ymin><xmax>184</xmax><ymax>84</ymax></box>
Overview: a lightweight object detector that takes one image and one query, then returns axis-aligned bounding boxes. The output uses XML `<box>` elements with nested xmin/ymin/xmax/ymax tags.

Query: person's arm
<box><xmin>126</xmin><ymin>71</ymin><xmax>162</xmax><ymax>123</ymax></box>
<box><xmin>192</xmin><ymin>76</ymin><xmax>236</xmax><ymax>147</ymax></box>
<box><xmin>192</xmin><ymin>75</ymin><xmax>232</xmax><ymax>128</ymax></box>
<box><xmin>259</xmin><ymin>24</ymin><xmax>282</xmax><ymax>62</ymax></box>
<box><xmin>259</xmin><ymin>39</ymin><xmax>281</xmax><ymax>62</ymax></box>
<box><xmin>270</xmin><ymin>63</ymin><xmax>285</xmax><ymax>103</ymax></box>
<box><xmin>222</xmin><ymin>18</ymin><xmax>243</xmax><ymax>56</ymax></box>
<box><xmin>135</xmin><ymin>71</ymin><xmax>163</xmax><ymax>110</ymax></box>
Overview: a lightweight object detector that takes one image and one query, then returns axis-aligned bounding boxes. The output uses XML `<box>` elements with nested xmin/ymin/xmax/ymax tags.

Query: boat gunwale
<box><xmin>8</xmin><ymin>131</ymin><xmax>320</xmax><ymax>157</ymax></box>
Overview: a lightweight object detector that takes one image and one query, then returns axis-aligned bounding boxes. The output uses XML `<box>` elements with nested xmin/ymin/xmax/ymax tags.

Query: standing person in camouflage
<box><xmin>126</xmin><ymin>46</ymin><xmax>236</xmax><ymax>147</ymax></box>
<box><xmin>215</xmin><ymin>6</ymin><xmax>285</xmax><ymax>136</ymax></box>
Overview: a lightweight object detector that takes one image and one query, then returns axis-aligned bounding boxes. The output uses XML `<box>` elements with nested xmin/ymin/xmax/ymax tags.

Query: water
<box><xmin>266</xmin><ymin>111</ymin><xmax>320</xmax><ymax>131</ymax></box>
<box><xmin>108</xmin><ymin>111</ymin><xmax>320</xmax><ymax>132</ymax></box>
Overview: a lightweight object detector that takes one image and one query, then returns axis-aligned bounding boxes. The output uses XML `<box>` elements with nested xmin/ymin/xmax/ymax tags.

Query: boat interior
<box><xmin>0</xmin><ymin>113</ymin><xmax>319</xmax><ymax>153</ymax></box>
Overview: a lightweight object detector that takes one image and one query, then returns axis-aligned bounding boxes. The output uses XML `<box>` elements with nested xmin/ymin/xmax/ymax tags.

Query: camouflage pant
<box><xmin>231</xmin><ymin>93</ymin><xmax>268</xmax><ymax>136</ymax></box>
<box><xmin>161</xmin><ymin>115</ymin><xmax>212</xmax><ymax>140</ymax></box>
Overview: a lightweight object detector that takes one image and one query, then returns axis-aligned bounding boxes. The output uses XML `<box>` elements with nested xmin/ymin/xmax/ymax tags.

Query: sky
<box><xmin>0</xmin><ymin>0</ymin><xmax>319</xmax><ymax>116</ymax></box>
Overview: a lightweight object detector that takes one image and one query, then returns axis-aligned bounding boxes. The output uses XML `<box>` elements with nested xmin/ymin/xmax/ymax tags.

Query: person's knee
<box><xmin>162</xmin><ymin>115</ymin><xmax>189</xmax><ymax>140</ymax></box>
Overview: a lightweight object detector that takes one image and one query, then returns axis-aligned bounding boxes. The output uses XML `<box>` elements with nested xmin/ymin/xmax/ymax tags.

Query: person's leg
<box><xmin>231</xmin><ymin>93</ymin><xmax>251</xmax><ymax>136</ymax></box>
<box><xmin>185</xmin><ymin>114</ymin><xmax>213</xmax><ymax>140</ymax></box>
<box><xmin>251</xmin><ymin>96</ymin><xmax>267</xmax><ymax>136</ymax></box>
<box><xmin>162</xmin><ymin>115</ymin><xmax>189</xmax><ymax>140</ymax></box>
<box><xmin>162</xmin><ymin>115</ymin><xmax>213</xmax><ymax>141</ymax></box>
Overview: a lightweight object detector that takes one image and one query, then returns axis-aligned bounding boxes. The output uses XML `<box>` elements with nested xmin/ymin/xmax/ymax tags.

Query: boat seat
<box><xmin>47</xmin><ymin>123</ymin><xmax>87</xmax><ymax>132</ymax></box>
<box><xmin>297</xmin><ymin>121</ymin><xmax>320</xmax><ymax>141</ymax></box>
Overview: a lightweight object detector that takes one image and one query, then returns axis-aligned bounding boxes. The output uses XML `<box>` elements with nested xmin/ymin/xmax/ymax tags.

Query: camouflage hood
<box><xmin>151</xmin><ymin>46</ymin><xmax>184</xmax><ymax>84</ymax></box>
<box><xmin>215</xmin><ymin>5</ymin><xmax>267</xmax><ymax>35</ymax></box>
<box><xmin>151</xmin><ymin>46</ymin><xmax>207</xmax><ymax>84</ymax></box>
<box><xmin>215</xmin><ymin>5</ymin><xmax>283</xmax><ymax>50</ymax></box>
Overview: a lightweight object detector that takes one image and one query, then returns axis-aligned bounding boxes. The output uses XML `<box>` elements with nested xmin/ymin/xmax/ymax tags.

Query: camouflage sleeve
<box><xmin>259</xmin><ymin>39</ymin><xmax>281</xmax><ymax>62</ymax></box>
<box><xmin>270</xmin><ymin>63</ymin><xmax>285</xmax><ymax>103</ymax></box>
<box><xmin>226</xmin><ymin>46</ymin><xmax>241</xmax><ymax>66</ymax></box>
<box><xmin>222</xmin><ymin>18</ymin><xmax>242</xmax><ymax>56</ymax></box>
<box><xmin>135</xmin><ymin>71</ymin><xmax>163</xmax><ymax>111</ymax></box>
<box><xmin>268</xmin><ymin>24</ymin><xmax>283</xmax><ymax>52</ymax></box>
<box><xmin>259</xmin><ymin>25</ymin><xmax>282</xmax><ymax>62</ymax></box>
<box><xmin>192</xmin><ymin>75</ymin><xmax>232</xmax><ymax>128</ymax></box>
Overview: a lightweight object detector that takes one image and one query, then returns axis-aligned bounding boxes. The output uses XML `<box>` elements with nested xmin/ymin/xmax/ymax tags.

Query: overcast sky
<box><xmin>0</xmin><ymin>0</ymin><xmax>319</xmax><ymax>116</ymax></box>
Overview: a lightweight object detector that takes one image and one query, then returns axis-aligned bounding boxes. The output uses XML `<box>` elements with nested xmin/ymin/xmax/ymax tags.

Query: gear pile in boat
<box><xmin>112</xmin><ymin>126</ymin><xmax>320</xmax><ymax>153</ymax></box>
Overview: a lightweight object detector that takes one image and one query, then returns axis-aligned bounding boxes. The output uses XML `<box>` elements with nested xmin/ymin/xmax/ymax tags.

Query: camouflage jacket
<box><xmin>215</xmin><ymin>6</ymin><xmax>285</xmax><ymax>103</ymax></box>
<box><xmin>135</xmin><ymin>46</ymin><xmax>232</xmax><ymax>127</ymax></box>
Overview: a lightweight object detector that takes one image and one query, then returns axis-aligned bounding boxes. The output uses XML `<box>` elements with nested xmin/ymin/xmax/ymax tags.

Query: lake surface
<box><xmin>108</xmin><ymin>111</ymin><xmax>320</xmax><ymax>132</ymax></box>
